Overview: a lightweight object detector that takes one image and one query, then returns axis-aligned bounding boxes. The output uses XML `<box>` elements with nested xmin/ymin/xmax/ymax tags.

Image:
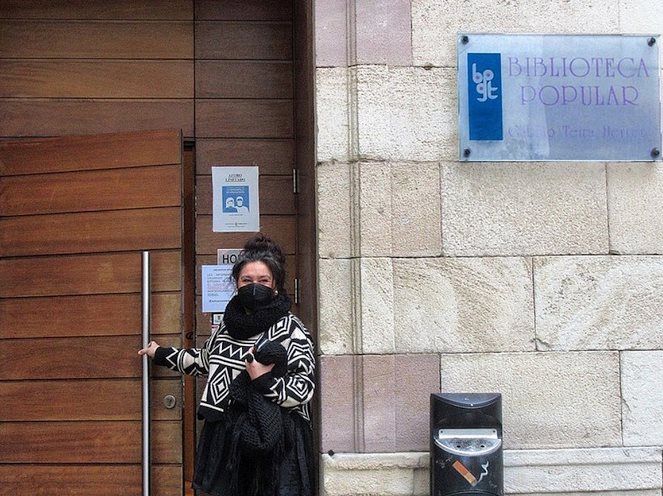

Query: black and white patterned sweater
<box><xmin>154</xmin><ymin>312</ymin><xmax>315</xmax><ymax>423</ymax></box>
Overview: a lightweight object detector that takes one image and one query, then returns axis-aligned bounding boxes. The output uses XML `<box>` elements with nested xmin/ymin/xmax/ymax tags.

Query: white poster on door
<box><xmin>202</xmin><ymin>264</ymin><xmax>235</xmax><ymax>313</ymax></box>
<box><xmin>212</xmin><ymin>166</ymin><xmax>259</xmax><ymax>232</ymax></box>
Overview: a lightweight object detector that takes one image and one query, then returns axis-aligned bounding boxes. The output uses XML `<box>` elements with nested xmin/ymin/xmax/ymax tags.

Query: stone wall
<box><xmin>314</xmin><ymin>1</ymin><xmax>663</xmax><ymax>495</ymax></box>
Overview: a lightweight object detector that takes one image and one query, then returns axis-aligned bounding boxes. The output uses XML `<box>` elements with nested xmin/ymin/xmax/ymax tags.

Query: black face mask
<box><xmin>237</xmin><ymin>283</ymin><xmax>275</xmax><ymax>310</ymax></box>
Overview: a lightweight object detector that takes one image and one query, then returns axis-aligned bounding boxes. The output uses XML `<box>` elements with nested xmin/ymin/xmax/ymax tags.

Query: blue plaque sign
<box><xmin>467</xmin><ymin>53</ymin><xmax>504</xmax><ymax>140</ymax></box>
<box><xmin>457</xmin><ymin>34</ymin><xmax>661</xmax><ymax>161</ymax></box>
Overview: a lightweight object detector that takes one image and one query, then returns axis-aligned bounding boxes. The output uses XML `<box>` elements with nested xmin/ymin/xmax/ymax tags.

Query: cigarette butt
<box><xmin>452</xmin><ymin>460</ymin><xmax>478</xmax><ymax>486</ymax></box>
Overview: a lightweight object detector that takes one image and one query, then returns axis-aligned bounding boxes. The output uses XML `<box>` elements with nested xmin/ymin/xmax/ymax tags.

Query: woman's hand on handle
<box><xmin>138</xmin><ymin>340</ymin><xmax>160</xmax><ymax>359</ymax></box>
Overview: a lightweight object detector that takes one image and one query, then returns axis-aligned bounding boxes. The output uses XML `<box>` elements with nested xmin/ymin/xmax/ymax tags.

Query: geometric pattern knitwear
<box><xmin>154</xmin><ymin>312</ymin><xmax>315</xmax><ymax>423</ymax></box>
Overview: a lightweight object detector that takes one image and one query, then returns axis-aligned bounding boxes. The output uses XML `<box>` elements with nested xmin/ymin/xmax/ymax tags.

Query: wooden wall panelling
<box><xmin>0</xmin><ymin>99</ymin><xmax>194</xmax><ymax>138</ymax></box>
<box><xmin>0</xmin><ymin>465</ymin><xmax>182</xmax><ymax>496</ymax></box>
<box><xmin>0</xmin><ymin>250</ymin><xmax>181</xmax><ymax>298</ymax></box>
<box><xmin>193</xmin><ymin>0</ymin><xmax>301</xmax><ymax>350</ymax></box>
<box><xmin>0</xmin><ymin>420</ymin><xmax>182</xmax><ymax>464</ymax></box>
<box><xmin>0</xmin><ymin>129</ymin><xmax>182</xmax><ymax>175</ymax></box>
<box><xmin>0</xmin><ymin>14</ymin><xmax>194</xmax><ymax>138</ymax></box>
<box><xmin>195</xmin><ymin>21</ymin><xmax>292</xmax><ymax>60</ymax></box>
<box><xmin>0</xmin><ymin>60</ymin><xmax>193</xmax><ymax>98</ymax></box>
<box><xmin>293</xmin><ymin>0</ymin><xmax>317</xmax><ymax>335</ymax></box>
<box><xmin>195</xmin><ymin>100</ymin><xmax>293</xmax><ymax>138</ymax></box>
<box><xmin>194</xmin><ymin>0</ymin><xmax>292</xmax><ymax>21</ymax></box>
<box><xmin>0</xmin><ymin>0</ymin><xmax>193</xmax><ymax>20</ymax></box>
<box><xmin>196</xmin><ymin>61</ymin><xmax>293</xmax><ymax>99</ymax></box>
<box><xmin>195</xmin><ymin>139</ymin><xmax>294</xmax><ymax>175</ymax></box>
<box><xmin>0</xmin><ymin>21</ymin><xmax>193</xmax><ymax>59</ymax></box>
<box><xmin>195</xmin><ymin>296</ymin><xmax>212</xmax><ymax>334</ymax></box>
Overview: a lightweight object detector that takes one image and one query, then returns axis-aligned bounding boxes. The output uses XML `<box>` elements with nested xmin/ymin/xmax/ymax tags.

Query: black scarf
<box><xmin>226</xmin><ymin>341</ymin><xmax>294</xmax><ymax>496</ymax></box>
<box><xmin>223</xmin><ymin>293</ymin><xmax>292</xmax><ymax>340</ymax></box>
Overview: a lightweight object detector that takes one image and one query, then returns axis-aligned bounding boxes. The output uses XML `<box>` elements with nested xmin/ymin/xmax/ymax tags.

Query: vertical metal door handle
<box><xmin>142</xmin><ymin>251</ymin><xmax>151</xmax><ymax>496</ymax></box>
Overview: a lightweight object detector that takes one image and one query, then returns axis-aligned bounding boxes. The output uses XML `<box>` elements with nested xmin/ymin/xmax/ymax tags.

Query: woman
<box><xmin>139</xmin><ymin>234</ymin><xmax>315</xmax><ymax>496</ymax></box>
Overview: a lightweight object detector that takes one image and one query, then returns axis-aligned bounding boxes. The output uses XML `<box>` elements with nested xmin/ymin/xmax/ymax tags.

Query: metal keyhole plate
<box><xmin>163</xmin><ymin>394</ymin><xmax>177</xmax><ymax>409</ymax></box>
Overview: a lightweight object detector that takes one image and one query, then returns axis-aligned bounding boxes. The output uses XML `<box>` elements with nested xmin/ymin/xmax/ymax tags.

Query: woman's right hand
<box><xmin>138</xmin><ymin>340</ymin><xmax>160</xmax><ymax>358</ymax></box>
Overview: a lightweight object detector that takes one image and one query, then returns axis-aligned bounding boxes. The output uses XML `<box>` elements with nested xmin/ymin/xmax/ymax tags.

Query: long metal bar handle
<box><xmin>142</xmin><ymin>251</ymin><xmax>151</xmax><ymax>496</ymax></box>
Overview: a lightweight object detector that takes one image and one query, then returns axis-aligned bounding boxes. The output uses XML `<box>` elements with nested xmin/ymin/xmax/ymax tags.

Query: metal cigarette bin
<box><xmin>430</xmin><ymin>393</ymin><xmax>503</xmax><ymax>496</ymax></box>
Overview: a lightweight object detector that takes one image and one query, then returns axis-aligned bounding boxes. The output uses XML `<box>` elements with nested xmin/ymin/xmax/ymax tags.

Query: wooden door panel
<box><xmin>0</xmin><ymin>129</ymin><xmax>185</xmax><ymax>495</ymax></box>
<box><xmin>0</xmin><ymin>207</ymin><xmax>181</xmax><ymax>257</ymax></box>
<box><xmin>196</xmin><ymin>215</ymin><xmax>296</xmax><ymax>255</ymax></box>
<box><xmin>196</xmin><ymin>61</ymin><xmax>293</xmax><ymax>99</ymax></box>
<box><xmin>195</xmin><ymin>0</ymin><xmax>292</xmax><ymax>20</ymax></box>
<box><xmin>3</xmin><ymin>335</ymin><xmax>181</xmax><ymax>380</ymax></box>
<box><xmin>1</xmin><ymin>165</ymin><xmax>181</xmax><ymax>215</ymax></box>
<box><xmin>196</xmin><ymin>99</ymin><xmax>293</xmax><ymax>138</ymax></box>
<box><xmin>0</xmin><ymin>379</ymin><xmax>182</xmax><ymax>421</ymax></box>
<box><xmin>0</xmin><ymin>130</ymin><xmax>181</xmax><ymax>176</ymax></box>
<box><xmin>0</xmin><ymin>250</ymin><xmax>181</xmax><ymax>297</ymax></box>
<box><xmin>0</xmin><ymin>465</ymin><xmax>182</xmax><ymax>496</ymax></box>
<box><xmin>195</xmin><ymin>21</ymin><xmax>292</xmax><ymax>60</ymax></box>
<box><xmin>3</xmin><ymin>335</ymin><xmax>144</xmax><ymax>380</ymax></box>
<box><xmin>0</xmin><ymin>420</ymin><xmax>182</xmax><ymax>464</ymax></box>
<box><xmin>196</xmin><ymin>138</ymin><xmax>294</xmax><ymax>175</ymax></box>
<box><xmin>0</xmin><ymin>293</ymin><xmax>181</xmax><ymax>339</ymax></box>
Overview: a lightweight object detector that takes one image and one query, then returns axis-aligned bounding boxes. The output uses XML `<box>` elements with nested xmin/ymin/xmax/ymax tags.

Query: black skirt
<box><xmin>193</xmin><ymin>410</ymin><xmax>314</xmax><ymax>496</ymax></box>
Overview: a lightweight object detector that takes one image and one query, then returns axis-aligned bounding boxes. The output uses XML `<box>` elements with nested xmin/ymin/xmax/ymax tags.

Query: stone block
<box><xmin>412</xmin><ymin>0</ymin><xmax>620</xmax><ymax>67</ymax></box>
<box><xmin>534</xmin><ymin>256</ymin><xmax>663</xmax><ymax>351</ymax></box>
<box><xmin>355</xmin><ymin>65</ymin><xmax>456</xmax><ymax>161</ymax></box>
<box><xmin>318</xmin><ymin>354</ymin><xmax>440</xmax><ymax>454</ymax></box>
<box><xmin>359</xmin><ymin>162</ymin><xmax>442</xmax><ymax>257</ymax></box>
<box><xmin>317</xmin><ymin>162</ymin><xmax>352</xmax><ymax>258</ymax></box>
<box><xmin>513</xmin><ymin>492</ymin><xmax>660</xmax><ymax>496</ymax></box>
<box><xmin>362</xmin><ymin>354</ymin><xmax>440</xmax><ymax>452</ymax></box>
<box><xmin>358</xmin><ymin>257</ymin><xmax>396</xmax><ymax>354</ymax></box>
<box><xmin>320</xmin><ymin>452</ymin><xmax>429</xmax><ymax>496</ymax></box>
<box><xmin>441</xmin><ymin>162</ymin><xmax>609</xmax><ymax>256</ymax></box>
<box><xmin>316</xmin><ymin>68</ymin><xmax>350</xmax><ymax>162</ymax></box>
<box><xmin>506</xmin><ymin>448</ymin><xmax>662</xmax><ymax>494</ymax></box>
<box><xmin>505</xmin><ymin>489</ymin><xmax>661</xmax><ymax>496</ymax></box>
<box><xmin>389</xmin><ymin>163</ymin><xmax>442</xmax><ymax>257</ymax></box>
<box><xmin>315</xmin><ymin>0</ymin><xmax>348</xmax><ymax>67</ymax></box>
<box><xmin>621</xmin><ymin>351</ymin><xmax>663</xmax><ymax>446</ymax></box>
<box><xmin>439</xmin><ymin>352</ymin><xmax>622</xmax><ymax>449</ymax></box>
<box><xmin>319</xmin><ymin>448</ymin><xmax>663</xmax><ymax>496</ymax></box>
<box><xmin>618</xmin><ymin>0</ymin><xmax>663</xmax><ymax>35</ymax></box>
<box><xmin>608</xmin><ymin>163</ymin><xmax>663</xmax><ymax>254</ymax></box>
<box><xmin>357</xmin><ymin>162</ymin><xmax>393</xmax><ymax>257</ymax></box>
<box><xmin>318</xmin><ymin>258</ymin><xmax>354</xmax><ymax>354</ymax></box>
<box><xmin>355</xmin><ymin>0</ymin><xmax>412</xmax><ymax>65</ymax></box>
<box><xmin>390</xmin><ymin>257</ymin><xmax>534</xmax><ymax>353</ymax></box>
<box><xmin>319</xmin><ymin>355</ymin><xmax>356</xmax><ymax>453</ymax></box>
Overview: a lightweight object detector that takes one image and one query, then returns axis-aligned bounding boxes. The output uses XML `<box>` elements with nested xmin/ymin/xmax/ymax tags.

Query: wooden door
<box><xmin>0</xmin><ymin>129</ymin><xmax>185</xmax><ymax>495</ymax></box>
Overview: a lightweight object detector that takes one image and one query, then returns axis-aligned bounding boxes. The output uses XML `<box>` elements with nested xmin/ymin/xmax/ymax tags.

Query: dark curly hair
<box><xmin>231</xmin><ymin>233</ymin><xmax>287</xmax><ymax>294</ymax></box>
